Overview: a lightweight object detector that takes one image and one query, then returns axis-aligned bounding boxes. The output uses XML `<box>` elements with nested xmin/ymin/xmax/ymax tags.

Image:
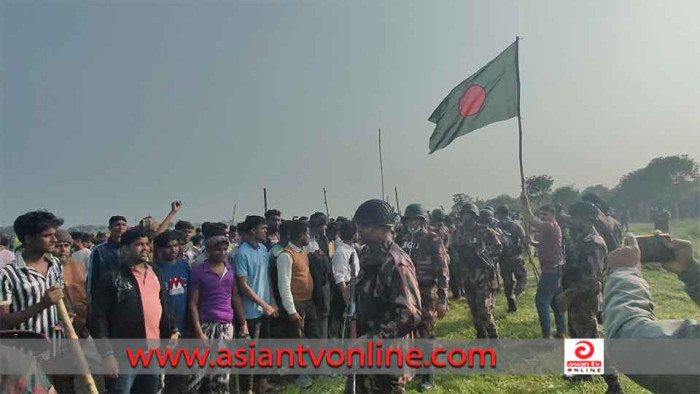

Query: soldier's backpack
<box><xmin>499</xmin><ymin>227</ymin><xmax>521</xmax><ymax>260</ymax></box>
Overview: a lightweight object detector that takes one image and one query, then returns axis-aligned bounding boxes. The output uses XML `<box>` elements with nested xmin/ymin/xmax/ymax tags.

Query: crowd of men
<box><xmin>0</xmin><ymin>193</ymin><xmax>697</xmax><ymax>394</ymax></box>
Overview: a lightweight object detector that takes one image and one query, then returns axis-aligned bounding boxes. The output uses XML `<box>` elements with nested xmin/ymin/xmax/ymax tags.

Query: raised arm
<box><xmin>519</xmin><ymin>192</ymin><xmax>544</xmax><ymax>227</ymax></box>
<box><xmin>155</xmin><ymin>201</ymin><xmax>183</xmax><ymax>235</ymax></box>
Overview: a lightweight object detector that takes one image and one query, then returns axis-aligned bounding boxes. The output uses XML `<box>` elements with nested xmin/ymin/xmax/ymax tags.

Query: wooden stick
<box><xmin>379</xmin><ymin>128</ymin><xmax>386</xmax><ymax>201</ymax></box>
<box><xmin>56</xmin><ymin>298</ymin><xmax>98</xmax><ymax>394</ymax></box>
<box><xmin>263</xmin><ymin>188</ymin><xmax>268</xmax><ymax>213</ymax></box>
<box><xmin>394</xmin><ymin>187</ymin><xmax>401</xmax><ymax>214</ymax></box>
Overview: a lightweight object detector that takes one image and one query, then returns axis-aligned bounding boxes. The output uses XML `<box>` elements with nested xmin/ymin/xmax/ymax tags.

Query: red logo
<box><xmin>564</xmin><ymin>338</ymin><xmax>604</xmax><ymax>374</ymax></box>
<box><xmin>574</xmin><ymin>340</ymin><xmax>594</xmax><ymax>359</ymax></box>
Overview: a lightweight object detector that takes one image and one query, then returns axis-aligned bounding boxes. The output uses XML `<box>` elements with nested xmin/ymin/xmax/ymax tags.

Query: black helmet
<box><xmin>496</xmin><ymin>205</ymin><xmax>510</xmax><ymax>216</ymax></box>
<box><xmin>460</xmin><ymin>202</ymin><xmax>479</xmax><ymax>218</ymax></box>
<box><xmin>354</xmin><ymin>199</ymin><xmax>398</xmax><ymax>227</ymax></box>
<box><xmin>431</xmin><ymin>209</ymin><xmax>446</xmax><ymax>222</ymax></box>
<box><xmin>404</xmin><ymin>203</ymin><xmax>427</xmax><ymax>220</ymax></box>
<box><xmin>569</xmin><ymin>201</ymin><xmax>599</xmax><ymax>221</ymax></box>
<box><xmin>478</xmin><ymin>209</ymin><xmax>495</xmax><ymax>224</ymax></box>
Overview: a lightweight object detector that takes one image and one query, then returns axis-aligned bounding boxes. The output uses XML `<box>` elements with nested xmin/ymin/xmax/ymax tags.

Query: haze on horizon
<box><xmin>2</xmin><ymin>0</ymin><xmax>699</xmax><ymax>227</ymax></box>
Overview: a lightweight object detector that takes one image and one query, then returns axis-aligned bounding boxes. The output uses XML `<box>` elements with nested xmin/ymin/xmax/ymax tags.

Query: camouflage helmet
<box><xmin>483</xmin><ymin>206</ymin><xmax>495</xmax><ymax>212</ymax></box>
<box><xmin>569</xmin><ymin>201</ymin><xmax>599</xmax><ymax>221</ymax></box>
<box><xmin>404</xmin><ymin>203</ymin><xmax>428</xmax><ymax>220</ymax></box>
<box><xmin>478</xmin><ymin>209</ymin><xmax>495</xmax><ymax>224</ymax></box>
<box><xmin>354</xmin><ymin>199</ymin><xmax>398</xmax><ymax>227</ymax></box>
<box><xmin>460</xmin><ymin>202</ymin><xmax>479</xmax><ymax>218</ymax></box>
<box><xmin>431</xmin><ymin>209</ymin><xmax>446</xmax><ymax>222</ymax></box>
<box><xmin>496</xmin><ymin>205</ymin><xmax>510</xmax><ymax>216</ymax></box>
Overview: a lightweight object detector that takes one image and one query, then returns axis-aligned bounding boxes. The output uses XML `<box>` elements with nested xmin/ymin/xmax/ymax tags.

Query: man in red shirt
<box><xmin>520</xmin><ymin>193</ymin><xmax>566</xmax><ymax>338</ymax></box>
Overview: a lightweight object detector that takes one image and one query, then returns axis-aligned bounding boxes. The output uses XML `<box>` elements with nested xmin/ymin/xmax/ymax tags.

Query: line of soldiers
<box><xmin>349</xmin><ymin>199</ymin><xmax>529</xmax><ymax>393</ymax></box>
<box><xmin>350</xmin><ymin>194</ymin><xmax>626</xmax><ymax>393</ymax></box>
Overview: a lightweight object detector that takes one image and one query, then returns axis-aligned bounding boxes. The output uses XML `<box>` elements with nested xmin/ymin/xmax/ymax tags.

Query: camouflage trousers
<box><xmin>499</xmin><ymin>258</ymin><xmax>527</xmax><ymax>301</ymax></box>
<box><xmin>464</xmin><ymin>280</ymin><xmax>498</xmax><ymax>339</ymax></box>
<box><xmin>417</xmin><ymin>283</ymin><xmax>438</xmax><ymax>340</ymax></box>
<box><xmin>448</xmin><ymin>250</ymin><xmax>463</xmax><ymax>298</ymax></box>
<box><xmin>567</xmin><ymin>294</ymin><xmax>599</xmax><ymax>339</ymax></box>
<box><xmin>567</xmin><ymin>293</ymin><xmax>622</xmax><ymax>389</ymax></box>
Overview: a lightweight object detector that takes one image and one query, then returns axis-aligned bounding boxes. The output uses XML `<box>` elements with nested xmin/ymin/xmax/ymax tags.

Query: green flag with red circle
<box><xmin>428</xmin><ymin>41</ymin><xmax>519</xmax><ymax>153</ymax></box>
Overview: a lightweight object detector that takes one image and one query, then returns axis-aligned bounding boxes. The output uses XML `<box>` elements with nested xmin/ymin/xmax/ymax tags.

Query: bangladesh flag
<box><xmin>428</xmin><ymin>41</ymin><xmax>519</xmax><ymax>153</ymax></box>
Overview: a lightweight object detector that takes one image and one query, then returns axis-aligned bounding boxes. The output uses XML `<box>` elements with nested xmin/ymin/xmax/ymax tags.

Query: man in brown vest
<box><xmin>275</xmin><ymin>220</ymin><xmax>318</xmax><ymax>389</ymax></box>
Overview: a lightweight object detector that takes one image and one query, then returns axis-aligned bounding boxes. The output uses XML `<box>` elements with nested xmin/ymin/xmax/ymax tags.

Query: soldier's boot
<box><xmin>475</xmin><ymin>325</ymin><xmax>488</xmax><ymax>339</ymax></box>
<box><xmin>604</xmin><ymin>374</ymin><xmax>624</xmax><ymax>394</ymax></box>
<box><xmin>507</xmin><ymin>297</ymin><xmax>517</xmax><ymax>313</ymax></box>
<box><xmin>487</xmin><ymin>326</ymin><xmax>499</xmax><ymax>339</ymax></box>
<box><xmin>419</xmin><ymin>374</ymin><xmax>435</xmax><ymax>392</ymax></box>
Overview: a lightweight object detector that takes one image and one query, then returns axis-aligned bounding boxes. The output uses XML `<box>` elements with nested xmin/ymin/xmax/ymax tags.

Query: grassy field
<box><xmin>275</xmin><ymin>219</ymin><xmax>699</xmax><ymax>394</ymax></box>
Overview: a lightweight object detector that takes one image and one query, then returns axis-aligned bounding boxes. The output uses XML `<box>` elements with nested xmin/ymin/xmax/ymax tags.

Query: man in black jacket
<box><xmin>307</xmin><ymin>212</ymin><xmax>332</xmax><ymax>339</ymax></box>
<box><xmin>89</xmin><ymin>227</ymin><xmax>177</xmax><ymax>394</ymax></box>
<box><xmin>87</xmin><ymin>215</ymin><xmax>127</xmax><ymax>301</ymax></box>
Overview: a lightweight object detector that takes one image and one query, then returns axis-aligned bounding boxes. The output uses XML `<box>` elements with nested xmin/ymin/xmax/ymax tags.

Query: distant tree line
<box><xmin>452</xmin><ymin>154</ymin><xmax>700</xmax><ymax>221</ymax></box>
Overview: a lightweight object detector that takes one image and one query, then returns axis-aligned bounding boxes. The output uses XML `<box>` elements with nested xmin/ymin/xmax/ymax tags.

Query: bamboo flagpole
<box><xmin>515</xmin><ymin>36</ymin><xmax>540</xmax><ymax>281</ymax></box>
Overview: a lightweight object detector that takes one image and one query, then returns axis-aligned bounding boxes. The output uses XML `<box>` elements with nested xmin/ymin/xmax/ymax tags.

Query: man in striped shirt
<box><xmin>0</xmin><ymin>210</ymin><xmax>67</xmax><ymax>391</ymax></box>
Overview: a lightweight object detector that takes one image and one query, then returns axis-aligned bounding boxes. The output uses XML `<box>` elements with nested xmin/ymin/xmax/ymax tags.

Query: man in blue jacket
<box><xmin>86</xmin><ymin>215</ymin><xmax>127</xmax><ymax>301</ymax></box>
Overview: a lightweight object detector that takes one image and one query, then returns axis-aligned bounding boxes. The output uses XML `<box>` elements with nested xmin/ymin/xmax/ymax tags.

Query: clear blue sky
<box><xmin>2</xmin><ymin>0</ymin><xmax>699</xmax><ymax>227</ymax></box>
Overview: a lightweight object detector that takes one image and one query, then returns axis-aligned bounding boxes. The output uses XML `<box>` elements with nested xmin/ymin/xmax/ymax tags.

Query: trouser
<box><xmin>187</xmin><ymin>322</ymin><xmax>234</xmax><ymax>394</ymax></box>
<box><xmin>417</xmin><ymin>283</ymin><xmax>438</xmax><ymax>340</ymax></box>
<box><xmin>328</xmin><ymin>284</ymin><xmax>347</xmax><ymax>339</ymax></box>
<box><xmin>103</xmin><ymin>351</ymin><xmax>160</xmax><ymax>394</ymax></box>
<box><xmin>286</xmin><ymin>300</ymin><xmax>320</xmax><ymax>339</ymax></box>
<box><xmin>500</xmin><ymin>258</ymin><xmax>527</xmax><ymax>301</ymax></box>
<box><xmin>535</xmin><ymin>271</ymin><xmax>566</xmax><ymax>337</ymax></box>
<box><xmin>567</xmin><ymin>295</ymin><xmax>621</xmax><ymax>390</ymax></box>
<box><xmin>449</xmin><ymin>263</ymin><xmax>462</xmax><ymax>298</ymax></box>
<box><xmin>316</xmin><ymin>282</ymin><xmax>331</xmax><ymax>339</ymax></box>
<box><xmin>464</xmin><ymin>281</ymin><xmax>498</xmax><ymax>339</ymax></box>
<box><xmin>448</xmin><ymin>249</ymin><xmax>463</xmax><ymax>298</ymax></box>
<box><xmin>416</xmin><ymin>283</ymin><xmax>439</xmax><ymax>385</ymax></box>
<box><xmin>242</xmin><ymin>316</ymin><xmax>270</xmax><ymax>393</ymax></box>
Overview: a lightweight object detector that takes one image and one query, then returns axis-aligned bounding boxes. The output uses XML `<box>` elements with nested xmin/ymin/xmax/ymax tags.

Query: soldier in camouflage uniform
<box><xmin>581</xmin><ymin>193</ymin><xmax>623</xmax><ymax>324</ymax></box>
<box><xmin>401</xmin><ymin>204</ymin><xmax>449</xmax><ymax>391</ymax></box>
<box><xmin>352</xmin><ymin>199</ymin><xmax>423</xmax><ymax>394</ymax></box>
<box><xmin>582</xmin><ymin>193</ymin><xmax>623</xmax><ymax>252</ymax></box>
<box><xmin>495</xmin><ymin>205</ymin><xmax>528</xmax><ymax>313</ymax></box>
<box><xmin>429</xmin><ymin>209</ymin><xmax>451</xmax><ymax>247</ymax></box>
<box><xmin>451</xmin><ymin>203</ymin><xmax>502</xmax><ymax>338</ymax></box>
<box><xmin>430</xmin><ymin>208</ymin><xmax>457</xmax><ymax>300</ymax></box>
<box><xmin>557</xmin><ymin>202</ymin><xmax>623</xmax><ymax>394</ymax></box>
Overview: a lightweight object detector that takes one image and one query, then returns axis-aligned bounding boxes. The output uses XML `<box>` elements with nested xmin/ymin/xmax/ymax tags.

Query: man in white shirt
<box><xmin>275</xmin><ymin>220</ymin><xmax>318</xmax><ymax>389</ymax></box>
<box><xmin>70</xmin><ymin>232</ymin><xmax>92</xmax><ymax>272</ymax></box>
<box><xmin>0</xmin><ymin>236</ymin><xmax>14</xmax><ymax>268</ymax></box>
<box><xmin>329</xmin><ymin>221</ymin><xmax>360</xmax><ymax>338</ymax></box>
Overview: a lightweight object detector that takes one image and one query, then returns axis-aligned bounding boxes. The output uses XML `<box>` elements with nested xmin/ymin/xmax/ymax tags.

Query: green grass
<box><xmin>275</xmin><ymin>220</ymin><xmax>700</xmax><ymax>393</ymax></box>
